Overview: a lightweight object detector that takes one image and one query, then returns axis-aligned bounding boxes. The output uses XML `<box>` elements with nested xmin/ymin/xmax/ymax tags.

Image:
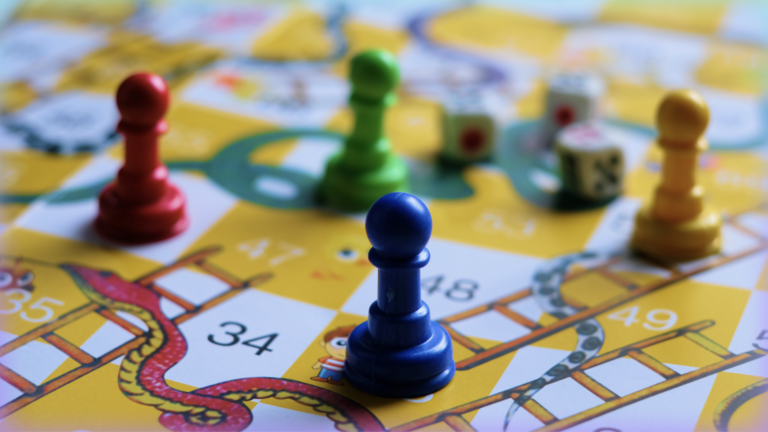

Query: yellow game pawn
<box><xmin>630</xmin><ymin>89</ymin><xmax>722</xmax><ymax>261</ymax></box>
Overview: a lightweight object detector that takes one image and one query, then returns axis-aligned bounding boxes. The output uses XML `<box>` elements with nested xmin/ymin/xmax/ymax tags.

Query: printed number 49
<box><xmin>0</xmin><ymin>289</ymin><xmax>64</xmax><ymax>323</ymax></box>
<box><xmin>608</xmin><ymin>306</ymin><xmax>677</xmax><ymax>331</ymax></box>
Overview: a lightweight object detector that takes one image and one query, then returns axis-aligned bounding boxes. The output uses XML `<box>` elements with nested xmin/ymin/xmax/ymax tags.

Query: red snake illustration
<box><xmin>61</xmin><ymin>264</ymin><xmax>384</xmax><ymax>432</ymax></box>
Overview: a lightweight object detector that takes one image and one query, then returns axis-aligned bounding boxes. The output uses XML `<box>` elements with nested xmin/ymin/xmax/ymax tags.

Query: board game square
<box><xmin>452</xmin><ymin>309</ymin><xmax>531</xmax><ymax>343</ymax></box>
<box><xmin>471</xmin><ymin>398</ymin><xmax>545</xmax><ymax>432</ymax></box>
<box><xmin>726</xmin><ymin>290</ymin><xmax>768</xmax><ymax>378</ymax></box>
<box><xmin>532</xmin><ymin>377</ymin><xmax>604</xmax><ymax>421</ymax></box>
<box><xmin>342</xmin><ymin>238</ymin><xmax>542</xmax><ymax>320</ymax></box>
<box><xmin>79</xmin><ymin>320</ymin><xmax>137</xmax><ymax>359</ymax></box>
<box><xmin>0</xmin><ymin>379</ymin><xmax>23</xmax><ymax>407</ymax></box>
<box><xmin>165</xmin><ymin>289</ymin><xmax>336</xmax><ymax>388</ymax></box>
<box><xmin>244</xmin><ymin>403</ymin><xmax>338</xmax><ymax>432</ymax></box>
<box><xmin>15</xmin><ymin>157</ymin><xmax>238</xmax><ymax>264</ymax></box>
<box><xmin>576</xmin><ymin>373</ymin><xmax>717</xmax><ymax>432</ymax></box>
<box><xmin>0</xmin><ymin>331</ymin><xmax>70</xmax><ymax>386</ymax></box>
<box><xmin>691</xmin><ymin>249</ymin><xmax>768</xmax><ymax>290</ymax></box>
<box><xmin>154</xmin><ymin>268</ymin><xmax>231</xmax><ymax>306</ymax></box>
<box><xmin>585</xmin><ymin>196</ymin><xmax>642</xmax><ymax>253</ymax></box>
<box><xmin>735</xmin><ymin>212</ymin><xmax>768</xmax><ymax>238</ymax></box>
<box><xmin>160</xmin><ymin>297</ymin><xmax>187</xmax><ymax>319</ymax></box>
<box><xmin>584</xmin><ymin>356</ymin><xmax>666</xmax><ymax>397</ymax></box>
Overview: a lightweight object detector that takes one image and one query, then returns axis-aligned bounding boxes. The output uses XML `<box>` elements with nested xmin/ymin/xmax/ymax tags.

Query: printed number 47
<box><xmin>608</xmin><ymin>306</ymin><xmax>677</xmax><ymax>331</ymax></box>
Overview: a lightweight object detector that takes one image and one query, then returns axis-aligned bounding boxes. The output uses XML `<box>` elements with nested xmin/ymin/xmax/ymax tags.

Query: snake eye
<box><xmin>336</xmin><ymin>248</ymin><xmax>358</xmax><ymax>262</ymax></box>
<box><xmin>0</xmin><ymin>272</ymin><xmax>11</xmax><ymax>288</ymax></box>
<box><xmin>18</xmin><ymin>272</ymin><xmax>33</xmax><ymax>286</ymax></box>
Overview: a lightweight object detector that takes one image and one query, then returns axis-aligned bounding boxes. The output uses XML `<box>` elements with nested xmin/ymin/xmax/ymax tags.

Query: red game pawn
<box><xmin>95</xmin><ymin>73</ymin><xmax>188</xmax><ymax>244</ymax></box>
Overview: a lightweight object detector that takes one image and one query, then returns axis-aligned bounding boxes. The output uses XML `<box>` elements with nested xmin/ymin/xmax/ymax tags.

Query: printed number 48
<box><xmin>608</xmin><ymin>306</ymin><xmax>677</xmax><ymax>331</ymax></box>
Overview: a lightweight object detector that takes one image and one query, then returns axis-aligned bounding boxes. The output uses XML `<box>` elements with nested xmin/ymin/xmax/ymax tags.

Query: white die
<box><xmin>440</xmin><ymin>96</ymin><xmax>497</xmax><ymax>163</ymax></box>
<box><xmin>555</xmin><ymin>121</ymin><xmax>624</xmax><ymax>201</ymax></box>
<box><xmin>541</xmin><ymin>73</ymin><xmax>604</xmax><ymax>147</ymax></box>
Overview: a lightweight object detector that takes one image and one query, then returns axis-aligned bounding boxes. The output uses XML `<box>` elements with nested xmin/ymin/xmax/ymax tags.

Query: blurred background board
<box><xmin>0</xmin><ymin>1</ymin><xmax>766</xmax><ymax>431</ymax></box>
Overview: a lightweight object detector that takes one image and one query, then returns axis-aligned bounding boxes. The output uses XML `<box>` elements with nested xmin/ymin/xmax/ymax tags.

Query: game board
<box><xmin>1</xmin><ymin>1</ymin><xmax>767</xmax><ymax>431</ymax></box>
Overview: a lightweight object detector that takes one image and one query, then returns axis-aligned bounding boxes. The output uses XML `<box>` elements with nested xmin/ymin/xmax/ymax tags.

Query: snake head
<box><xmin>61</xmin><ymin>264</ymin><xmax>160</xmax><ymax>312</ymax></box>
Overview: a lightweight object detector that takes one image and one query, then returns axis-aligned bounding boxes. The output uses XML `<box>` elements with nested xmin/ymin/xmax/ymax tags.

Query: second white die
<box><xmin>555</xmin><ymin>121</ymin><xmax>624</xmax><ymax>201</ymax></box>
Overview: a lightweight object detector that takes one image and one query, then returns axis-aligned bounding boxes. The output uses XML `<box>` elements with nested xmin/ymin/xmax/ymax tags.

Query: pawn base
<box><xmin>319</xmin><ymin>153</ymin><xmax>408</xmax><ymax>213</ymax></box>
<box><xmin>95</xmin><ymin>183</ymin><xmax>188</xmax><ymax>245</ymax></box>
<box><xmin>630</xmin><ymin>205</ymin><xmax>721</xmax><ymax>262</ymax></box>
<box><xmin>345</xmin><ymin>321</ymin><xmax>455</xmax><ymax>398</ymax></box>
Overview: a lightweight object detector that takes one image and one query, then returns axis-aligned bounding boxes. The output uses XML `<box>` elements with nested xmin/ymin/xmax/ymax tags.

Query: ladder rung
<box><xmin>150</xmin><ymin>285</ymin><xmax>195</xmax><ymax>311</ymax></box>
<box><xmin>98</xmin><ymin>309</ymin><xmax>145</xmax><ymax>336</ymax></box>
<box><xmin>195</xmin><ymin>260</ymin><xmax>245</xmax><ymax>287</ymax></box>
<box><xmin>571</xmin><ymin>371</ymin><xmax>619</xmax><ymax>401</ymax></box>
<box><xmin>0</xmin><ymin>364</ymin><xmax>37</xmax><ymax>394</ymax></box>
<box><xmin>441</xmin><ymin>325</ymin><xmax>484</xmax><ymax>354</ymax></box>
<box><xmin>443</xmin><ymin>414</ymin><xmax>476</xmax><ymax>432</ymax></box>
<box><xmin>685</xmin><ymin>333</ymin><xmax>733</xmax><ymax>358</ymax></box>
<box><xmin>492</xmin><ymin>305</ymin><xmax>540</xmax><ymax>329</ymax></box>
<box><xmin>42</xmin><ymin>334</ymin><xmax>94</xmax><ymax>365</ymax></box>
<box><xmin>522</xmin><ymin>398</ymin><xmax>558</xmax><ymax>425</ymax></box>
<box><xmin>628</xmin><ymin>350</ymin><xmax>679</xmax><ymax>379</ymax></box>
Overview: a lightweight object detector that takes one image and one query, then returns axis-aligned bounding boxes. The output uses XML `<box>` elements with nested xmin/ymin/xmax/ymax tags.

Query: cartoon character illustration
<box><xmin>311</xmin><ymin>234</ymin><xmax>370</xmax><ymax>281</ymax></box>
<box><xmin>0</xmin><ymin>259</ymin><xmax>34</xmax><ymax>292</ymax></box>
<box><xmin>311</xmin><ymin>325</ymin><xmax>356</xmax><ymax>386</ymax></box>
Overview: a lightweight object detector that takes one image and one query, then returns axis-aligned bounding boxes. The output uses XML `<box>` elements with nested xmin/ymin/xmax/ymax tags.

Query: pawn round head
<box><xmin>366</xmin><ymin>193</ymin><xmax>432</xmax><ymax>260</ymax></box>
<box><xmin>656</xmin><ymin>89</ymin><xmax>709</xmax><ymax>147</ymax></box>
<box><xmin>116</xmin><ymin>73</ymin><xmax>170</xmax><ymax>127</ymax></box>
<box><xmin>349</xmin><ymin>49</ymin><xmax>400</xmax><ymax>101</ymax></box>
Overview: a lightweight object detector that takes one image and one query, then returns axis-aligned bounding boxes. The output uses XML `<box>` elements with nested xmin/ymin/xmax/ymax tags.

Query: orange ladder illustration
<box><xmin>0</xmin><ymin>246</ymin><xmax>272</xmax><ymax>419</ymax></box>
<box><xmin>391</xmin><ymin>320</ymin><xmax>767</xmax><ymax>431</ymax></box>
<box><xmin>440</xmin><ymin>231</ymin><xmax>767</xmax><ymax>371</ymax></box>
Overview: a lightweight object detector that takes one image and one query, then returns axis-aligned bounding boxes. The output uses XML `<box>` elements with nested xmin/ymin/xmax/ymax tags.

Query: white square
<box><xmin>79</xmin><ymin>320</ymin><xmax>137</xmax><ymax>359</ymax></box>
<box><xmin>583</xmin><ymin>357</ymin><xmax>665</xmax><ymax>397</ymax></box>
<box><xmin>244</xmin><ymin>403</ymin><xmax>339</xmax><ymax>432</ymax></box>
<box><xmin>726</xmin><ymin>290</ymin><xmax>768</xmax><ymax>378</ymax></box>
<box><xmin>165</xmin><ymin>289</ymin><xmax>336</xmax><ymax>388</ymax></box>
<box><xmin>452</xmin><ymin>310</ymin><xmax>532</xmax><ymax>343</ymax></box>
<box><xmin>576</xmin><ymin>373</ymin><xmax>717</xmax><ymax>432</ymax></box>
<box><xmin>15</xmin><ymin>156</ymin><xmax>238</xmax><ymax>264</ymax></box>
<box><xmin>0</xmin><ymin>331</ymin><xmax>70</xmax><ymax>386</ymax></box>
<box><xmin>691</xmin><ymin>250</ymin><xmax>768</xmax><ymax>290</ymax></box>
<box><xmin>280</xmin><ymin>137</ymin><xmax>341</xmax><ymax>177</ymax></box>
<box><xmin>585</xmin><ymin>197</ymin><xmax>642</xmax><ymax>254</ymax></box>
<box><xmin>736</xmin><ymin>212</ymin><xmax>768</xmax><ymax>239</ymax></box>
<box><xmin>342</xmin><ymin>238</ymin><xmax>542</xmax><ymax>320</ymax></box>
<box><xmin>532</xmin><ymin>377</ymin><xmax>604</xmax><ymax>420</ymax></box>
<box><xmin>155</xmin><ymin>268</ymin><xmax>231</xmax><ymax>306</ymax></box>
<box><xmin>160</xmin><ymin>297</ymin><xmax>187</xmax><ymax>319</ymax></box>
<box><xmin>0</xmin><ymin>379</ymin><xmax>23</xmax><ymax>407</ymax></box>
<box><xmin>507</xmin><ymin>295</ymin><xmax>545</xmax><ymax>324</ymax></box>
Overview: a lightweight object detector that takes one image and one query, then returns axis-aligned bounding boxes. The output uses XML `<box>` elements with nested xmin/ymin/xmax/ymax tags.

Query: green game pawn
<box><xmin>320</xmin><ymin>49</ymin><xmax>409</xmax><ymax>212</ymax></box>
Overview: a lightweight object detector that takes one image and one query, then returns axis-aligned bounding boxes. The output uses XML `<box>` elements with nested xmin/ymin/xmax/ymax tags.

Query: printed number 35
<box><xmin>0</xmin><ymin>289</ymin><xmax>64</xmax><ymax>323</ymax></box>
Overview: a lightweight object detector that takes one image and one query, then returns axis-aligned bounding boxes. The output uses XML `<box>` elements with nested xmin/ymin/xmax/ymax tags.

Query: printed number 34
<box><xmin>208</xmin><ymin>322</ymin><xmax>278</xmax><ymax>356</ymax></box>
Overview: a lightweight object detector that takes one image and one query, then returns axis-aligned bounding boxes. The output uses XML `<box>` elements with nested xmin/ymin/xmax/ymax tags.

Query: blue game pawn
<box><xmin>345</xmin><ymin>192</ymin><xmax>455</xmax><ymax>398</ymax></box>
